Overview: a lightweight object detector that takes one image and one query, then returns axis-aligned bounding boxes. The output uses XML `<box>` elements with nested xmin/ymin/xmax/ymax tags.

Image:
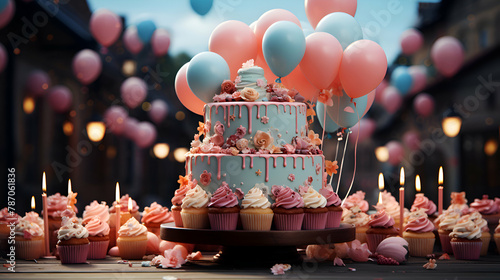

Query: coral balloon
<box><xmin>123</xmin><ymin>26</ymin><xmax>144</xmax><ymax>54</ymax></box>
<box><xmin>315</xmin><ymin>12</ymin><xmax>363</xmax><ymax>50</ymax></box>
<box><xmin>374</xmin><ymin>80</ymin><xmax>388</xmax><ymax>104</ymax></box>
<box><xmin>120</xmin><ymin>77</ymin><xmax>147</xmax><ymax>109</ymax></box>
<box><xmin>149</xmin><ymin>99</ymin><xmax>168</xmax><ymax>124</ymax></box>
<box><xmin>190</xmin><ymin>0</ymin><xmax>213</xmax><ymax>16</ymax></box>
<box><xmin>300</xmin><ymin>32</ymin><xmax>343</xmax><ymax>89</ymax></box>
<box><xmin>209</xmin><ymin>20</ymin><xmax>257</xmax><ymax>78</ymax></box>
<box><xmin>134</xmin><ymin>122</ymin><xmax>156</xmax><ymax>148</ymax></box>
<box><xmin>400</xmin><ymin>28</ymin><xmax>423</xmax><ymax>55</ymax></box>
<box><xmin>89</xmin><ymin>9</ymin><xmax>122</xmax><ymax>47</ymax></box>
<box><xmin>27</xmin><ymin>70</ymin><xmax>50</xmax><ymax>97</ymax></box>
<box><xmin>350</xmin><ymin>118</ymin><xmax>376</xmax><ymax>143</ymax></box>
<box><xmin>340</xmin><ymin>40</ymin><xmax>387</xmax><ymax>99</ymax></box>
<box><xmin>187</xmin><ymin>52</ymin><xmax>230</xmax><ymax>103</ymax></box>
<box><xmin>390</xmin><ymin>66</ymin><xmax>413</xmax><ymax>95</ymax></box>
<box><xmin>72</xmin><ymin>49</ymin><xmax>102</xmax><ymax>85</ymax></box>
<box><xmin>0</xmin><ymin>0</ymin><xmax>14</xmax><ymax>29</ymax></box>
<box><xmin>151</xmin><ymin>28</ymin><xmax>170</xmax><ymax>57</ymax></box>
<box><xmin>124</xmin><ymin>117</ymin><xmax>139</xmax><ymax>140</ymax></box>
<box><xmin>305</xmin><ymin>0</ymin><xmax>357</xmax><ymax>29</ymax></box>
<box><xmin>254</xmin><ymin>9</ymin><xmax>301</xmax><ymax>58</ymax></box>
<box><xmin>48</xmin><ymin>86</ymin><xmax>72</xmax><ymax>113</ymax></box>
<box><xmin>403</xmin><ymin>131</ymin><xmax>420</xmax><ymax>151</ymax></box>
<box><xmin>281</xmin><ymin>66</ymin><xmax>319</xmax><ymax>101</ymax></box>
<box><xmin>0</xmin><ymin>43</ymin><xmax>6</xmax><ymax>73</ymax></box>
<box><xmin>408</xmin><ymin>65</ymin><xmax>427</xmax><ymax>94</ymax></box>
<box><xmin>413</xmin><ymin>92</ymin><xmax>435</xmax><ymax>118</ymax></box>
<box><xmin>104</xmin><ymin>105</ymin><xmax>128</xmax><ymax>135</ymax></box>
<box><xmin>431</xmin><ymin>36</ymin><xmax>464</xmax><ymax>77</ymax></box>
<box><xmin>386</xmin><ymin>141</ymin><xmax>404</xmax><ymax>166</ymax></box>
<box><xmin>146</xmin><ymin>232</ymin><xmax>160</xmax><ymax>255</ymax></box>
<box><xmin>381</xmin><ymin>86</ymin><xmax>402</xmax><ymax>114</ymax></box>
<box><xmin>136</xmin><ymin>20</ymin><xmax>156</xmax><ymax>44</ymax></box>
<box><xmin>175</xmin><ymin>63</ymin><xmax>205</xmax><ymax>115</ymax></box>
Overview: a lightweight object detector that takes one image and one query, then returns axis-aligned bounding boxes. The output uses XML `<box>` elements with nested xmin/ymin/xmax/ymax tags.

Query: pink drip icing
<box><xmin>302</xmin><ymin>157</ymin><xmax>306</xmax><ymax>170</ymax></box>
<box><xmin>273</xmin><ymin>157</ymin><xmax>277</xmax><ymax>168</ymax></box>
<box><xmin>217</xmin><ymin>155</ymin><xmax>222</xmax><ymax>180</ymax></box>
<box><xmin>283</xmin><ymin>104</ymin><xmax>287</xmax><ymax>113</ymax></box>
<box><xmin>227</xmin><ymin>105</ymin><xmax>231</xmax><ymax>128</ymax></box>
<box><xmin>244</xmin><ymin>104</ymin><xmax>253</xmax><ymax>134</ymax></box>
<box><xmin>311</xmin><ymin>156</ymin><xmax>314</xmax><ymax>167</ymax></box>
<box><xmin>293</xmin><ymin>156</ymin><xmax>297</xmax><ymax>169</ymax></box>
<box><xmin>191</xmin><ymin>156</ymin><xmax>195</xmax><ymax>173</ymax></box>
<box><xmin>264</xmin><ymin>156</ymin><xmax>269</xmax><ymax>182</ymax></box>
<box><xmin>256</xmin><ymin>105</ymin><xmax>260</xmax><ymax>119</ymax></box>
<box><xmin>242</xmin><ymin>156</ymin><xmax>246</xmax><ymax>169</ymax></box>
<box><xmin>238</xmin><ymin>104</ymin><xmax>242</xmax><ymax>118</ymax></box>
<box><xmin>201</xmin><ymin>156</ymin><xmax>204</xmax><ymax>163</ymax></box>
<box><xmin>207</xmin><ymin>156</ymin><xmax>211</xmax><ymax>165</ymax></box>
<box><xmin>295</xmin><ymin>106</ymin><xmax>299</xmax><ymax>134</ymax></box>
<box><xmin>283</xmin><ymin>156</ymin><xmax>287</xmax><ymax>167</ymax></box>
<box><xmin>250</xmin><ymin>157</ymin><xmax>254</xmax><ymax>168</ymax></box>
<box><xmin>265</xmin><ymin>104</ymin><xmax>268</xmax><ymax>117</ymax></box>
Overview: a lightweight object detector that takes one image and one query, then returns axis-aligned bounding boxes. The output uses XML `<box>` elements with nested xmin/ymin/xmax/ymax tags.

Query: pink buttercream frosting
<box><xmin>46</xmin><ymin>193</ymin><xmax>77</xmax><ymax>217</ymax></box>
<box><xmin>411</xmin><ymin>193</ymin><xmax>437</xmax><ymax>215</ymax></box>
<box><xmin>142</xmin><ymin>202</ymin><xmax>174</xmax><ymax>224</ymax></box>
<box><xmin>319</xmin><ymin>184</ymin><xmax>341</xmax><ymax>207</ymax></box>
<box><xmin>272</xmin><ymin>185</ymin><xmax>304</xmax><ymax>209</ymax></box>
<box><xmin>82</xmin><ymin>201</ymin><xmax>109</xmax><ymax>224</ymax></box>
<box><xmin>171</xmin><ymin>180</ymin><xmax>197</xmax><ymax>206</ymax></box>
<box><xmin>110</xmin><ymin>194</ymin><xmax>139</xmax><ymax>213</ymax></box>
<box><xmin>470</xmin><ymin>195</ymin><xmax>499</xmax><ymax>215</ymax></box>
<box><xmin>208</xmin><ymin>183</ymin><xmax>238</xmax><ymax>208</ymax></box>
<box><xmin>84</xmin><ymin>216</ymin><xmax>110</xmax><ymax>237</ymax></box>
<box><xmin>23</xmin><ymin>211</ymin><xmax>44</xmax><ymax>229</ymax></box>
<box><xmin>368</xmin><ymin>210</ymin><xmax>395</xmax><ymax>228</ymax></box>
<box><xmin>0</xmin><ymin>207</ymin><xmax>20</xmax><ymax>224</ymax></box>
<box><xmin>404</xmin><ymin>214</ymin><xmax>434</xmax><ymax>233</ymax></box>
<box><xmin>343</xmin><ymin>191</ymin><xmax>369</xmax><ymax>212</ymax></box>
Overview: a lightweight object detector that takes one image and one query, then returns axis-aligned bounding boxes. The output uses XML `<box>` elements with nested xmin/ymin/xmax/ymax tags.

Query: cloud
<box><xmin>170</xmin><ymin>15</ymin><xmax>220</xmax><ymax>56</ymax></box>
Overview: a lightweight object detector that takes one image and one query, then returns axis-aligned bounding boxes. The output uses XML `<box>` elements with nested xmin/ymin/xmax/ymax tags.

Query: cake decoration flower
<box><xmin>241</xmin><ymin>59</ymin><xmax>254</xmax><ymax>68</ymax></box>
<box><xmin>423</xmin><ymin>259</ymin><xmax>437</xmax><ymax>270</ymax></box>
<box><xmin>214</xmin><ymin>121</ymin><xmax>225</xmax><ymax>135</ymax></box>
<box><xmin>235</xmin><ymin>188</ymin><xmax>244</xmax><ymax>200</ymax></box>
<box><xmin>161</xmin><ymin>248</ymin><xmax>187</xmax><ymax>269</ymax></box>
<box><xmin>333</xmin><ymin>257</ymin><xmax>345</xmax><ymax>266</ymax></box>
<box><xmin>232</xmin><ymin>91</ymin><xmax>242</xmax><ymax>101</ymax></box>
<box><xmin>260</xmin><ymin>116</ymin><xmax>269</xmax><ymax>124</ymax></box>
<box><xmin>235</xmin><ymin>125</ymin><xmax>247</xmax><ymax>137</ymax></box>
<box><xmin>236</xmin><ymin>138</ymin><xmax>249</xmax><ymax>151</ymax></box>
<box><xmin>234</xmin><ymin>75</ymin><xmax>241</xmax><ymax>84</ymax></box>
<box><xmin>229</xmin><ymin>147</ymin><xmax>239</xmax><ymax>155</ymax></box>
<box><xmin>177</xmin><ymin>175</ymin><xmax>190</xmax><ymax>187</ymax></box>
<box><xmin>197</xmin><ymin>122</ymin><xmax>205</xmax><ymax>136</ymax></box>
<box><xmin>241</xmin><ymin>87</ymin><xmax>259</xmax><ymax>102</ymax></box>
<box><xmin>325</xmin><ymin>160</ymin><xmax>339</xmax><ymax>176</ymax></box>
<box><xmin>308</xmin><ymin>130</ymin><xmax>322</xmax><ymax>146</ymax></box>
<box><xmin>256</xmin><ymin>78</ymin><xmax>266</xmax><ymax>88</ymax></box>
<box><xmin>200</xmin><ymin>170</ymin><xmax>212</xmax><ymax>186</ymax></box>
<box><xmin>318</xmin><ymin>88</ymin><xmax>334</xmax><ymax>106</ymax></box>
<box><xmin>253</xmin><ymin>130</ymin><xmax>274</xmax><ymax>150</ymax></box>
<box><xmin>288</xmin><ymin>174</ymin><xmax>295</xmax><ymax>182</ymax></box>
<box><xmin>221</xmin><ymin>80</ymin><xmax>236</xmax><ymax>94</ymax></box>
<box><xmin>270</xmin><ymin>263</ymin><xmax>291</xmax><ymax>275</ymax></box>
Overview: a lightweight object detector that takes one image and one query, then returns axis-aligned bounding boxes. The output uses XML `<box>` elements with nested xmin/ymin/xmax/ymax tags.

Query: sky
<box><xmin>86</xmin><ymin>0</ymin><xmax>440</xmax><ymax>64</ymax></box>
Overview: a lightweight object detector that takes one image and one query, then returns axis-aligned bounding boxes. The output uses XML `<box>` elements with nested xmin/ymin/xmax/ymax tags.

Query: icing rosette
<box><xmin>404</xmin><ymin>210</ymin><xmax>434</xmax><ymax>233</ymax></box>
<box><xmin>464</xmin><ymin>211</ymin><xmax>488</xmax><ymax>232</ymax></box>
<box><xmin>23</xmin><ymin>211</ymin><xmax>44</xmax><ymax>229</ymax></box>
<box><xmin>171</xmin><ymin>179</ymin><xmax>197</xmax><ymax>206</ymax></box>
<box><xmin>47</xmin><ymin>193</ymin><xmax>77</xmax><ymax>217</ymax></box>
<box><xmin>118</xmin><ymin>217</ymin><xmax>147</xmax><ymax>237</ymax></box>
<box><xmin>410</xmin><ymin>193</ymin><xmax>437</xmax><ymax>216</ymax></box>
<box><xmin>241</xmin><ymin>187</ymin><xmax>271</xmax><ymax>209</ymax></box>
<box><xmin>181</xmin><ymin>185</ymin><xmax>210</xmax><ymax>209</ymax></box>
<box><xmin>84</xmin><ymin>216</ymin><xmax>110</xmax><ymax>237</ymax></box>
<box><xmin>15</xmin><ymin>218</ymin><xmax>43</xmax><ymax>238</ymax></box>
<box><xmin>208</xmin><ymin>184</ymin><xmax>238</xmax><ymax>208</ymax></box>
<box><xmin>342</xmin><ymin>207</ymin><xmax>370</xmax><ymax>227</ymax></box>
<box><xmin>57</xmin><ymin>217</ymin><xmax>89</xmax><ymax>240</ymax></box>
<box><xmin>470</xmin><ymin>195</ymin><xmax>499</xmax><ymax>215</ymax></box>
<box><xmin>449</xmin><ymin>217</ymin><xmax>481</xmax><ymax>240</ymax></box>
<box><xmin>272</xmin><ymin>185</ymin><xmax>304</xmax><ymax>209</ymax></box>
<box><xmin>82</xmin><ymin>201</ymin><xmax>109</xmax><ymax>224</ymax></box>
<box><xmin>343</xmin><ymin>191</ymin><xmax>369</xmax><ymax>212</ymax></box>
<box><xmin>110</xmin><ymin>194</ymin><xmax>139</xmax><ymax>213</ymax></box>
<box><xmin>142</xmin><ymin>202</ymin><xmax>174</xmax><ymax>224</ymax></box>
<box><xmin>368</xmin><ymin>210</ymin><xmax>395</xmax><ymax>228</ymax></box>
<box><xmin>301</xmin><ymin>186</ymin><xmax>327</xmax><ymax>209</ymax></box>
<box><xmin>438</xmin><ymin>210</ymin><xmax>461</xmax><ymax>231</ymax></box>
<box><xmin>319</xmin><ymin>184</ymin><xmax>341</xmax><ymax>207</ymax></box>
<box><xmin>381</xmin><ymin>190</ymin><xmax>397</xmax><ymax>204</ymax></box>
<box><xmin>0</xmin><ymin>207</ymin><xmax>20</xmax><ymax>224</ymax></box>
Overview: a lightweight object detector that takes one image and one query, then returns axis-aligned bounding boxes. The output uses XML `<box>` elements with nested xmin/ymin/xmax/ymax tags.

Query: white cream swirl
<box><xmin>301</xmin><ymin>187</ymin><xmax>327</xmax><ymax>209</ymax></box>
<box><xmin>468</xmin><ymin>211</ymin><xmax>488</xmax><ymax>231</ymax></box>
<box><xmin>118</xmin><ymin>217</ymin><xmax>147</xmax><ymax>237</ymax></box>
<box><xmin>438</xmin><ymin>211</ymin><xmax>461</xmax><ymax>231</ymax></box>
<box><xmin>15</xmin><ymin>218</ymin><xmax>43</xmax><ymax>237</ymax></box>
<box><xmin>241</xmin><ymin>187</ymin><xmax>271</xmax><ymax>209</ymax></box>
<box><xmin>449</xmin><ymin>219</ymin><xmax>481</xmax><ymax>240</ymax></box>
<box><xmin>181</xmin><ymin>185</ymin><xmax>210</xmax><ymax>209</ymax></box>
<box><xmin>57</xmin><ymin>220</ymin><xmax>89</xmax><ymax>240</ymax></box>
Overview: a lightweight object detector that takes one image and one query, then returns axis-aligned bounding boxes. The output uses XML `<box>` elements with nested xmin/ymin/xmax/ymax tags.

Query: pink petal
<box><xmin>334</xmin><ymin>257</ymin><xmax>345</xmax><ymax>267</ymax></box>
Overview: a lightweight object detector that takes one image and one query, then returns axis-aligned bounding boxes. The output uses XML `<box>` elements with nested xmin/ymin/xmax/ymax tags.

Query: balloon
<box><xmin>186</xmin><ymin>52</ymin><xmax>230</xmax><ymax>103</ymax></box>
<box><xmin>340</xmin><ymin>40</ymin><xmax>387</xmax><ymax>99</ymax></box>
<box><xmin>134</xmin><ymin>122</ymin><xmax>156</xmax><ymax>148</ymax></box>
<box><xmin>431</xmin><ymin>36</ymin><xmax>464</xmax><ymax>77</ymax></box>
<box><xmin>190</xmin><ymin>0</ymin><xmax>213</xmax><ymax>16</ymax></box>
<box><xmin>300</xmin><ymin>32</ymin><xmax>343</xmax><ymax>89</ymax></box>
<box><xmin>151</xmin><ymin>28</ymin><xmax>170</xmax><ymax>57</ymax></box>
<box><xmin>390</xmin><ymin>66</ymin><xmax>413</xmax><ymax>95</ymax></box>
<box><xmin>305</xmin><ymin>0</ymin><xmax>357</xmax><ymax>29</ymax></box>
<box><xmin>72</xmin><ymin>49</ymin><xmax>102</xmax><ymax>85</ymax></box>
<box><xmin>0</xmin><ymin>43</ymin><xmax>6</xmax><ymax>73</ymax></box>
<box><xmin>27</xmin><ymin>70</ymin><xmax>50</xmax><ymax>97</ymax></box>
<box><xmin>123</xmin><ymin>26</ymin><xmax>144</xmax><ymax>54</ymax></box>
<box><xmin>149</xmin><ymin>99</ymin><xmax>168</xmax><ymax>124</ymax></box>
<box><xmin>281</xmin><ymin>65</ymin><xmax>319</xmax><ymax>101</ymax></box>
<box><xmin>146</xmin><ymin>232</ymin><xmax>160</xmax><ymax>255</ymax></box>
<box><xmin>374</xmin><ymin>80</ymin><xmax>388</xmax><ymax>104</ymax></box>
<box><xmin>364</xmin><ymin>89</ymin><xmax>376</xmax><ymax>116</ymax></box>
<box><xmin>136</xmin><ymin>20</ymin><xmax>156</xmax><ymax>43</ymax></box>
<box><xmin>315</xmin><ymin>12</ymin><xmax>363</xmax><ymax>50</ymax></box>
<box><xmin>0</xmin><ymin>0</ymin><xmax>14</xmax><ymax>29</ymax></box>
<box><xmin>104</xmin><ymin>105</ymin><xmax>128</xmax><ymax>135</ymax></box>
<box><xmin>262</xmin><ymin>21</ymin><xmax>306</xmax><ymax>79</ymax></box>
<box><xmin>209</xmin><ymin>20</ymin><xmax>257</xmax><ymax>78</ymax></box>
<box><xmin>254</xmin><ymin>9</ymin><xmax>301</xmax><ymax>58</ymax></box>
<box><xmin>413</xmin><ymin>93</ymin><xmax>435</xmax><ymax>118</ymax></box>
<box><xmin>400</xmin><ymin>28</ymin><xmax>423</xmax><ymax>55</ymax></box>
<box><xmin>89</xmin><ymin>9</ymin><xmax>122</xmax><ymax>47</ymax></box>
<box><xmin>175</xmin><ymin>63</ymin><xmax>205</xmax><ymax>115</ymax></box>
<box><xmin>48</xmin><ymin>86</ymin><xmax>72</xmax><ymax>113</ymax></box>
<box><xmin>408</xmin><ymin>65</ymin><xmax>427</xmax><ymax>94</ymax></box>
<box><xmin>403</xmin><ymin>131</ymin><xmax>420</xmax><ymax>151</ymax></box>
<box><xmin>124</xmin><ymin>117</ymin><xmax>139</xmax><ymax>140</ymax></box>
<box><xmin>326</xmin><ymin>91</ymin><xmax>368</xmax><ymax>128</ymax></box>
<box><xmin>381</xmin><ymin>86</ymin><xmax>402</xmax><ymax>114</ymax></box>
<box><xmin>0</xmin><ymin>0</ymin><xmax>7</xmax><ymax>11</ymax></box>
<box><xmin>350</xmin><ymin>118</ymin><xmax>376</xmax><ymax>143</ymax></box>
<box><xmin>386</xmin><ymin>141</ymin><xmax>404</xmax><ymax>166</ymax></box>
<box><xmin>316</xmin><ymin>101</ymin><xmax>340</xmax><ymax>133</ymax></box>
<box><xmin>120</xmin><ymin>77</ymin><xmax>147</xmax><ymax>109</ymax></box>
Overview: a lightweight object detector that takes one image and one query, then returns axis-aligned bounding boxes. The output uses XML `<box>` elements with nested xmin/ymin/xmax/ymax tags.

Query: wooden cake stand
<box><xmin>160</xmin><ymin>223</ymin><xmax>355</xmax><ymax>266</ymax></box>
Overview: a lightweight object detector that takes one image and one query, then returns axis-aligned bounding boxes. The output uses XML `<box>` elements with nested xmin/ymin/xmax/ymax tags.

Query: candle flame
<box><xmin>415</xmin><ymin>175</ymin><xmax>421</xmax><ymax>192</ymax></box>
<box><xmin>115</xmin><ymin>182</ymin><xmax>120</xmax><ymax>203</ymax></box>
<box><xmin>68</xmin><ymin>179</ymin><xmax>72</xmax><ymax>194</ymax></box>
<box><xmin>400</xmin><ymin>167</ymin><xmax>405</xmax><ymax>186</ymax></box>
<box><xmin>31</xmin><ymin>196</ymin><xmax>35</xmax><ymax>210</ymax></box>
<box><xmin>42</xmin><ymin>172</ymin><xmax>46</xmax><ymax>193</ymax></box>
<box><xmin>378</xmin><ymin>173</ymin><xmax>384</xmax><ymax>190</ymax></box>
<box><xmin>378</xmin><ymin>192</ymin><xmax>383</xmax><ymax>205</ymax></box>
<box><xmin>128</xmin><ymin>198</ymin><xmax>133</xmax><ymax>212</ymax></box>
<box><xmin>438</xmin><ymin>166</ymin><xmax>443</xmax><ymax>185</ymax></box>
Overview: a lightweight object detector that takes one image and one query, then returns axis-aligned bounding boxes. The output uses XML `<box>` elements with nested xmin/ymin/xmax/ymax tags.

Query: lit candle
<box><xmin>41</xmin><ymin>172</ymin><xmax>50</xmax><ymax>256</ymax></box>
<box><xmin>399</xmin><ymin>167</ymin><xmax>405</xmax><ymax>236</ymax></box>
<box><xmin>31</xmin><ymin>196</ymin><xmax>36</xmax><ymax>210</ymax></box>
<box><xmin>377</xmin><ymin>173</ymin><xmax>384</xmax><ymax>205</ymax></box>
<box><xmin>115</xmin><ymin>182</ymin><xmax>121</xmax><ymax>240</ymax></box>
<box><xmin>415</xmin><ymin>175</ymin><xmax>421</xmax><ymax>193</ymax></box>
<box><xmin>438</xmin><ymin>166</ymin><xmax>444</xmax><ymax>215</ymax></box>
<box><xmin>67</xmin><ymin>179</ymin><xmax>72</xmax><ymax>209</ymax></box>
<box><xmin>120</xmin><ymin>197</ymin><xmax>133</xmax><ymax>225</ymax></box>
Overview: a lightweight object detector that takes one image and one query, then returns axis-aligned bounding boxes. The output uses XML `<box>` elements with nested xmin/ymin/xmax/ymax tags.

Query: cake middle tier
<box><xmin>186</xmin><ymin>153</ymin><xmax>325</xmax><ymax>195</ymax></box>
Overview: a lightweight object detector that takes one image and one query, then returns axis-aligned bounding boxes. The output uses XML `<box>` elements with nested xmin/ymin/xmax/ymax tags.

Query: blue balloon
<box><xmin>187</xmin><ymin>52</ymin><xmax>230</xmax><ymax>103</ymax></box>
<box><xmin>262</xmin><ymin>21</ymin><xmax>305</xmax><ymax>79</ymax></box>
<box><xmin>325</xmin><ymin>91</ymin><xmax>368</xmax><ymax>128</ymax></box>
<box><xmin>391</xmin><ymin>66</ymin><xmax>413</xmax><ymax>95</ymax></box>
<box><xmin>190</xmin><ymin>0</ymin><xmax>213</xmax><ymax>16</ymax></box>
<box><xmin>136</xmin><ymin>20</ymin><xmax>157</xmax><ymax>44</ymax></box>
<box><xmin>0</xmin><ymin>0</ymin><xmax>8</xmax><ymax>12</ymax></box>
<box><xmin>315</xmin><ymin>12</ymin><xmax>363</xmax><ymax>50</ymax></box>
<box><xmin>316</xmin><ymin>101</ymin><xmax>340</xmax><ymax>133</ymax></box>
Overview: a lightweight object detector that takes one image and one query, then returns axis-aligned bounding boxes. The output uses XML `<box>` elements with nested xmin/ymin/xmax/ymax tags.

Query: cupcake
<box><xmin>84</xmin><ymin>216</ymin><xmax>110</xmax><ymax>259</ymax></box>
<box><xmin>470</xmin><ymin>195</ymin><xmax>499</xmax><ymax>233</ymax></box>
<box><xmin>23</xmin><ymin>211</ymin><xmax>44</xmax><ymax>229</ymax></box>
<box><xmin>272</xmin><ymin>185</ymin><xmax>304</xmax><ymax>231</ymax></box>
<box><xmin>366</xmin><ymin>210</ymin><xmax>398</xmax><ymax>252</ymax></box>
<box><xmin>447</xmin><ymin>191</ymin><xmax>469</xmax><ymax>215</ymax></box>
<box><xmin>411</xmin><ymin>193</ymin><xmax>437</xmax><ymax>220</ymax></box>
<box><xmin>240</xmin><ymin>186</ymin><xmax>273</xmax><ymax>231</ymax></box>
<box><xmin>437</xmin><ymin>209</ymin><xmax>461</xmax><ymax>254</ymax></box>
<box><xmin>378</xmin><ymin>190</ymin><xmax>403</xmax><ymax>226</ymax></box>
<box><xmin>142</xmin><ymin>202</ymin><xmax>174</xmax><ymax>235</ymax></box>
<box><xmin>208</xmin><ymin>182</ymin><xmax>240</xmax><ymax>230</ymax></box>
<box><xmin>117</xmin><ymin>217</ymin><xmax>148</xmax><ymax>260</ymax></box>
<box><xmin>319</xmin><ymin>184</ymin><xmax>343</xmax><ymax>228</ymax></box>
<box><xmin>82</xmin><ymin>201</ymin><xmax>109</xmax><ymax>225</ymax></box>
<box><xmin>171</xmin><ymin>175</ymin><xmax>197</xmax><ymax>227</ymax></box>
<box><xmin>449</xmin><ymin>215</ymin><xmax>482</xmax><ymax>260</ymax></box>
<box><xmin>342</xmin><ymin>206</ymin><xmax>370</xmax><ymax>243</ymax></box>
<box><xmin>300</xmin><ymin>186</ymin><xmax>328</xmax><ymax>230</ymax></box>
<box><xmin>56</xmin><ymin>217</ymin><xmax>90</xmax><ymax>264</ymax></box>
<box><xmin>109</xmin><ymin>194</ymin><xmax>140</xmax><ymax>246</ymax></box>
<box><xmin>0</xmin><ymin>208</ymin><xmax>20</xmax><ymax>253</ymax></box>
<box><xmin>343</xmin><ymin>191</ymin><xmax>369</xmax><ymax>213</ymax></box>
<box><xmin>47</xmin><ymin>193</ymin><xmax>77</xmax><ymax>252</ymax></box>
<box><xmin>180</xmin><ymin>185</ymin><xmax>210</xmax><ymax>229</ymax></box>
<box><xmin>14</xmin><ymin>218</ymin><xmax>44</xmax><ymax>260</ymax></box>
<box><xmin>494</xmin><ymin>219</ymin><xmax>500</xmax><ymax>253</ymax></box>
<box><xmin>403</xmin><ymin>209</ymin><xmax>436</xmax><ymax>257</ymax></box>
<box><xmin>466</xmin><ymin>211</ymin><xmax>490</xmax><ymax>256</ymax></box>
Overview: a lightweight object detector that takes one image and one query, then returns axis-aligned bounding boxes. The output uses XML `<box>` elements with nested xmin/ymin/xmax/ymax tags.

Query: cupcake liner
<box><xmin>57</xmin><ymin>243</ymin><xmax>90</xmax><ymax>264</ymax></box>
<box><xmin>208</xmin><ymin>213</ymin><xmax>239</xmax><ymax>231</ymax></box>
<box><xmin>451</xmin><ymin>241</ymin><xmax>482</xmax><ymax>260</ymax></box>
<box><xmin>325</xmin><ymin>211</ymin><xmax>342</xmax><ymax>229</ymax></box>
<box><xmin>439</xmin><ymin>233</ymin><xmax>453</xmax><ymax>254</ymax></box>
<box><xmin>480</xmin><ymin>234</ymin><xmax>491</xmax><ymax>256</ymax></box>
<box><xmin>181</xmin><ymin>212</ymin><xmax>209</xmax><ymax>229</ymax></box>
<box><xmin>172</xmin><ymin>209</ymin><xmax>183</xmax><ymax>227</ymax></box>
<box><xmin>366</xmin><ymin>233</ymin><xmax>390</xmax><ymax>252</ymax></box>
<box><xmin>404</xmin><ymin>237</ymin><xmax>435</xmax><ymax>257</ymax></box>
<box><xmin>273</xmin><ymin>213</ymin><xmax>304</xmax><ymax>231</ymax></box>
<box><xmin>494</xmin><ymin>236</ymin><xmax>500</xmax><ymax>254</ymax></box>
<box><xmin>240</xmin><ymin>213</ymin><xmax>273</xmax><ymax>231</ymax></box>
<box><xmin>15</xmin><ymin>239</ymin><xmax>44</xmax><ymax>260</ymax></box>
<box><xmin>117</xmin><ymin>238</ymin><xmax>147</xmax><ymax>260</ymax></box>
<box><xmin>87</xmin><ymin>240</ymin><xmax>110</xmax><ymax>260</ymax></box>
<box><xmin>303</xmin><ymin>212</ymin><xmax>328</xmax><ymax>230</ymax></box>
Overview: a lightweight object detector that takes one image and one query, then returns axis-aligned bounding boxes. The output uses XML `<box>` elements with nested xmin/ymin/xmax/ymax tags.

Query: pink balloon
<box><xmin>104</xmin><ymin>105</ymin><xmax>128</xmax><ymax>135</ymax></box>
<box><xmin>403</xmin><ymin>131</ymin><xmax>420</xmax><ymax>151</ymax></box>
<box><xmin>254</xmin><ymin>9</ymin><xmax>301</xmax><ymax>58</ymax></box>
<box><xmin>413</xmin><ymin>93</ymin><xmax>435</xmax><ymax>118</ymax></box>
<box><xmin>408</xmin><ymin>65</ymin><xmax>427</xmax><ymax>94</ymax></box>
<box><xmin>255</xmin><ymin>54</ymin><xmax>277</xmax><ymax>85</ymax></box>
<box><xmin>0</xmin><ymin>43</ymin><xmax>6</xmax><ymax>73</ymax></box>
<box><xmin>281</xmin><ymin>65</ymin><xmax>319</xmax><ymax>101</ymax></box>
<box><xmin>175</xmin><ymin>63</ymin><xmax>205</xmax><ymax>115</ymax></box>
<box><xmin>305</xmin><ymin>0</ymin><xmax>357</xmax><ymax>29</ymax></box>
<box><xmin>124</xmin><ymin>117</ymin><xmax>139</xmax><ymax>140</ymax></box>
<box><xmin>381</xmin><ymin>86</ymin><xmax>402</xmax><ymax>114</ymax></box>
<box><xmin>72</xmin><ymin>49</ymin><xmax>102</xmax><ymax>85</ymax></box>
<box><xmin>400</xmin><ymin>28</ymin><xmax>423</xmax><ymax>55</ymax></box>
<box><xmin>386</xmin><ymin>141</ymin><xmax>404</xmax><ymax>166</ymax></box>
<box><xmin>134</xmin><ymin>122</ymin><xmax>156</xmax><ymax>148</ymax></box>
<box><xmin>151</xmin><ymin>28</ymin><xmax>170</xmax><ymax>57</ymax></box>
<box><xmin>431</xmin><ymin>36</ymin><xmax>464</xmax><ymax>77</ymax></box>
<box><xmin>340</xmin><ymin>40</ymin><xmax>387</xmax><ymax>99</ymax></box>
<box><xmin>364</xmin><ymin>89</ymin><xmax>376</xmax><ymax>116</ymax></box>
<box><xmin>374</xmin><ymin>80</ymin><xmax>388</xmax><ymax>104</ymax></box>
<box><xmin>120</xmin><ymin>77</ymin><xmax>147</xmax><ymax>109</ymax></box>
<box><xmin>0</xmin><ymin>0</ymin><xmax>15</xmax><ymax>29</ymax></box>
<box><xmin>300</xmin><ymin>32</ymin><xmax>343</xmax><ymax>89</ymax></box>
<box><xmin>149</xmin><ymin>99</ymin><xmax>168</xmax><ymax>124</ymax></box>
<box><xmin>48</xmin><ymin>86</ymin><xmax>72</xmax><ymax>113</ymax></box>
<box><xmin>108</xmin><ymin>246</ymin><xmax>119</xmax><ymax>257</ymax></box>
<box><xmin>146</xmin><ymin>232</ymin><xmax>160</xmax><ymax>255</ymax></box>
<box><xmin>209</xmin><ymin>20</ymin><xmax>257</xmax><ymax>78</ymax></box>
<box><xmin>350</xmin><ymin>118</ymin><xmax>376</xmax><ymax>143</ymax></box>
<box><xmin>89</xmin><ymin>9</ymin><xmax>122</xmax><ymax>47</ymax></box>
<box><xmin>27</xmin><ymin>70</ymin><xmax>50</xmax><ymax>97</ymax></box>
<box><xmin>123</xmin><ymin>26</ymin><xmax>144</xmax><ymax>55</ymax></box>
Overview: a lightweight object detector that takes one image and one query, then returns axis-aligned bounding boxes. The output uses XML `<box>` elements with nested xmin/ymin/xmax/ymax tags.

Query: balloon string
<box><xmin>321</xmin><ymin>103</ymin><xmax>327</xmax><ymax>151</ymax></box>
<box><xmin>330</xmin><ymin>132</ymin><xmax>340</xmax><ymax>188</ymax></box>
<box><xmin>341</xmin><ymin>105</ymin><xmax>361</xmax><ymax>207</ymax></box>
<box><xmin>335</xmin><ymin>130</ymin><xmax>349</xmax><ymax>194</ymax></box>
<box><xmin>275</xmin><ymin>77</ymin><xmax>282</xmax><ymax>83</ymax></box>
